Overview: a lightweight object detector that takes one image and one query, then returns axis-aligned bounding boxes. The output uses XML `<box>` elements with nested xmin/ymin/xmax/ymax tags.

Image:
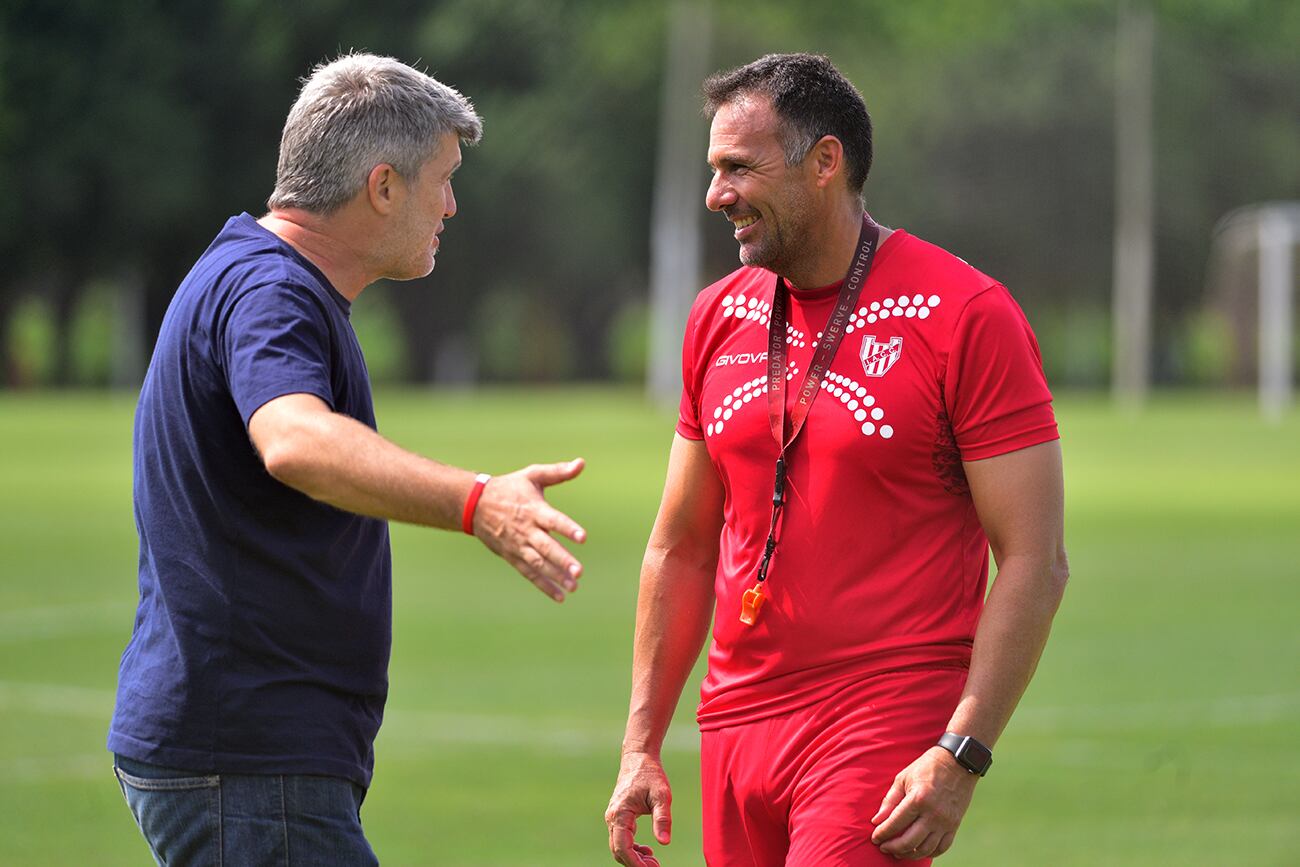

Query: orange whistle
<box><xmin>739</xmin><ymin>582</ymin><xmax>767</xmax><ymax>626</ymax></box>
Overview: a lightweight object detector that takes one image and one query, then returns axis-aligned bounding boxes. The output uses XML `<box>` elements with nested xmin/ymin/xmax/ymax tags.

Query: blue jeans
<box><xmin>113</xmin><ymin>754</ymin><xmax>379</xmax><ymax>866</ymax></box>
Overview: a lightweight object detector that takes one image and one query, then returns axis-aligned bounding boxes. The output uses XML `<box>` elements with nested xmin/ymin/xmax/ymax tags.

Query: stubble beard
<box><xmin>738</xmin><ymin>235</ymin><xmax>777</xmax><ymax>270</ymax></box>
<box><xmin>738</xmin><ymin>198</ymin><xmax>813</xmax><ymax>279</ymax></box>
<box><xmin>382</xmin><ymin>214</ymin><xmax>438</xmax><ymax>282</ymax></box>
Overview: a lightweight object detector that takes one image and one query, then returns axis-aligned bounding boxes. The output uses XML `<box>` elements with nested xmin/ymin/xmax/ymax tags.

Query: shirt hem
<box><xmin>696</xmin><ymin>642</ymin><xmax>972</xmax><ymax>732</ymax></box>
<box><xmin>237</xmin><ymin>384</ymin><xmax>337</xmax><ymax>428</ymax></box>
<box><xmin>960</xmin><ymin>426</ymin><xmax>1059</xmax><ymax>463</ymax></box>
<box><xmin>107</xmin><ymin>729</ymin><xmax>372</xmax><ymax>788</ymax></box>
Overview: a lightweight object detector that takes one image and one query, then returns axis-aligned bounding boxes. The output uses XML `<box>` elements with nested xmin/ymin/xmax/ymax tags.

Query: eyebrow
<box><xmin>708</xmin><ymin>155</ymin><xmax>746</xmax><ymax>171</ymax></box>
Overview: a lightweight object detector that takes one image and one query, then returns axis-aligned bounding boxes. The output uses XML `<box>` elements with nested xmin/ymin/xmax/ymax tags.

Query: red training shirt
<box><xmin>677</xmin><ymin>230</ymin><xmax>1059</xmax><ymax>731</ymax></box>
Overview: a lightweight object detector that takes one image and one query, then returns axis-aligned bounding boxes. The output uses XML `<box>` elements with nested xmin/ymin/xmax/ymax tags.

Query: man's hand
<box><xmin>870</xmin><ymin>746</ymin><xmax>979</xmax><ymax>860</ymax></box>
<box><xmin>605</xmin><ymin>751</ymin><xmax>672</xmax><ymax>866</ymax></box>
<box><xmin>471</xmin><ymin>459</ymin><xmax>587</xmax><ymax>602</ymax></box>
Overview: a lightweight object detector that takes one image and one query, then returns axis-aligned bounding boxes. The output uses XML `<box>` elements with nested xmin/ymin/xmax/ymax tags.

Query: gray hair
<box><xmin>268</xmin><ymin>53</ymin><xmax>483</xmax><ymax>214</ymax></box>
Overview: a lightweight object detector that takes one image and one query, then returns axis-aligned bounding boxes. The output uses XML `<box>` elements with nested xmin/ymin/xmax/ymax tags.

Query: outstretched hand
<box><xmin>870</xmin><ymin>746</ymin><xmax>978</xmax><ymax>860</ymax></box>
<box><xmin>605</xmin><ymin>751</ymin><xmax>671</xmax><ymax>866</ymax></box>
<box><xmin>471</xmin><ymin>458</ymin><xmax>587</xmax><ymax>601</ymax></box>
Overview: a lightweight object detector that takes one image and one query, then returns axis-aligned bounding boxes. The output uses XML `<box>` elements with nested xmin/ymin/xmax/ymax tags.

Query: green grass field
<box><xmin>1</xmin><ymin>389</ymin><xmax>1297</xmax><ymax>865</ymax></box>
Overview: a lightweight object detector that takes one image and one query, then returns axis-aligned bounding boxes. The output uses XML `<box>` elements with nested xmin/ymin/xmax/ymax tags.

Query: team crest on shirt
<box><xmin>860</xmin><ymin>335</ymin><xmax>902</xmax><ymax>378</ymax></box>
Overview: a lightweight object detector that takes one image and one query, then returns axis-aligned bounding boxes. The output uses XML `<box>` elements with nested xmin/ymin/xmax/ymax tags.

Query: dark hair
<box><xmin>703</xmin><ymin>53</ymin><xmax>872</xmax><ymax>194</ymax></box>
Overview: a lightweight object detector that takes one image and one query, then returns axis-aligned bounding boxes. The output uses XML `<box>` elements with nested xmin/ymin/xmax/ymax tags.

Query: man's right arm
<box><xmin>248</xmin><ymin>392</ymin><xmax>586</xmax><ymax>602</ymax></box>
<box><xmin>606</xmin><ymin>434</ymin><xmax>723</xmax><ymax>867</ymax></box>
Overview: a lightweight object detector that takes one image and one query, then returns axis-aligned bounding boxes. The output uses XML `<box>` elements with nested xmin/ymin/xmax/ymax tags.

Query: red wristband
<box><xmin>461</xmin><ymin>473</ymin><xmax>491</xmax><ymax>535</ymax></box>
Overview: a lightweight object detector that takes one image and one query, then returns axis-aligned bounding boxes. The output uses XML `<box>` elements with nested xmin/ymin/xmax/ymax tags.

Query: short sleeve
<box><xmin>676</xmin><ymin>298</ymin><xmax>705</xmax><ymax>440</ymax></box>
<box><xmin>221</xmin><ymin>282</ymin><xmax>337</xmax><ymax>426</ymax></box>
<box><xmin>944</xmin><ymin>285</ymin><xmax>1058</xmax><ymax>461</ymax></box>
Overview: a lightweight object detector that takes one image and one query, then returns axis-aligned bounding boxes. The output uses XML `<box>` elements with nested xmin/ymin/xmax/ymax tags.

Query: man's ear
<box><xmin>809</xmin><ymin>135</ymin><xmax>845</xmax><ymax>190</ymax></box>
<box><xmin>366</xmin><ymin>164</ymin><xmax>401</xmax><ymax>214</ymax></box>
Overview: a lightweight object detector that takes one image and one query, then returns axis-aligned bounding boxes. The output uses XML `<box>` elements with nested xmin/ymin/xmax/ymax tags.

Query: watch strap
<box><xmin>937</xmin><ymin>732</ymin><xmax>993</xmax><ymax>777</ymax></box>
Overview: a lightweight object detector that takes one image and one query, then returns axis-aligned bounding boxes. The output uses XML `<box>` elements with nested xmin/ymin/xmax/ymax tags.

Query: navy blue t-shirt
<box><xmin>108</xmin><ymin>213</ymin><xmax>392</xmax><ymax>787</ymax></box>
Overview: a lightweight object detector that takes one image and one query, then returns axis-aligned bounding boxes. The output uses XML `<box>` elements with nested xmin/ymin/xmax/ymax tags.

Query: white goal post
<box><xmin>1209</xmin><ymin>202</ymin><xmax>1299</xmax><ymax>421</ymax></box>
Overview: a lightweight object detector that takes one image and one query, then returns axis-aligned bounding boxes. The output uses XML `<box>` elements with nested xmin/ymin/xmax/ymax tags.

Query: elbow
<box><xmin>247</xmin><ymin>396</ymin><xmax>338</xmax><ymax>498</ymax></box>
<box><xmin>661</xmin><ymin>543</ymin><xmax>721</xmax><ymax>577</ymax></box>
<box><xmin>261</xmin><ymin>442</ymin><xmax>297</xmax><ymax>484</ymax></box>
<box><xmin>260</xmin><ymin>439</ymin><xmax>308</xmax><ymax>488</ymax></box>
<box><xmin>258</xmin><ymin>428</ymin><xmax>325</xmax><ymax>494</ymax></box>
<box><xmin>1049</xmin><ymin>546</ymin><xmax>1071</xmax><ymax>599</ymax></box>
<box><xmin>642</xmin><ymin>539</ymin><xmax>719</xmax><ymax>587</ymax></box>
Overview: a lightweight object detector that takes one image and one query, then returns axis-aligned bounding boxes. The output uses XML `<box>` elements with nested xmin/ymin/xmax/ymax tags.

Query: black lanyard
<box><xmin>740</xmin><ymin>214</ymin><xmax>882</xmax><ymax>626</ymax></box>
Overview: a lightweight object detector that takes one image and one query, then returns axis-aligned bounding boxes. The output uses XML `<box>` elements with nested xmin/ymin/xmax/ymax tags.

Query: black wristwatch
<box><xmin>937</xmin><ymin>732</ymin><xmax>993</xmax><ymax>777</ymax></box>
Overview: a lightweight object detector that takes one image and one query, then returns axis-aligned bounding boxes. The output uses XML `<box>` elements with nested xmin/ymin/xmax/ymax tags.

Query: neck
<box><xmin>785</xmin><ymin>201</ymin><xmax>889</xmax><ymax>292</ymax></box>
<box><xmin>258</xmin><ymin>209</ymin><xmax>375</xmax><ymax>302</ymax></box>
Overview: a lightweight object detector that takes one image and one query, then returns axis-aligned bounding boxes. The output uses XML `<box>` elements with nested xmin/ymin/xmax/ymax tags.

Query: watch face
<box><xmin>958</xmin><ymin>738</ymin><xmax>993</xmax><ymax>773</ymax></box>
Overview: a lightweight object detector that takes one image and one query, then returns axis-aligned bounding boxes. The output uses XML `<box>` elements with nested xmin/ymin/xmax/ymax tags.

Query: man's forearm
<box><xmin>252</xmin><ymin>392</ymin><xmax>587</xmax><ymax>602</ymax></box>
<box><xmin>258</xmin><ymin>403</ymin><xmax>474</xmax><ymax>528</ymax></box>
<box><xmin>622</xmin><ymin>545</ymin><xmax>716</xmax><ymax>756</ymax></box>
<box><xmin>945</xmin><ymin>551</ymin><xmax>1069</xmax><ymax>746</ymax></box>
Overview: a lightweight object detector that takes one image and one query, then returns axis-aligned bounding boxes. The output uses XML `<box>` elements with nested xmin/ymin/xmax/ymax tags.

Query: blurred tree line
<box><xmin>0</xmin><ymin>0</ymin><xmax>1295</xmax><ymax>388</ymax></box>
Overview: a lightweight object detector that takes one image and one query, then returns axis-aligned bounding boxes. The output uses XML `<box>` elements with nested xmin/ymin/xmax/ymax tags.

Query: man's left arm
<box><xmin>871</xmin><ymin>439</ymin><xmax>1069</xmax><ymax>860</ymax></box>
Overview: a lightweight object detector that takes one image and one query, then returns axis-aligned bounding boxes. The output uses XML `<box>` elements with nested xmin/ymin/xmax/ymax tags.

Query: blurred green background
<box><xmin>2</xmin><ymin>0</ymin><xmax>1299</xmax><ymax>864</ymax></box>
<box><xmin>0</xmin><ymin>0</ymin><xmax>1296</xmax><ymax>389</ymax></box>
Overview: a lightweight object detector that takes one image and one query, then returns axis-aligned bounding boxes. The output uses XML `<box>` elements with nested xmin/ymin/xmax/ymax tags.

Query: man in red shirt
<box><xmin>606</xmin><ymin>53</ymin><xmax>1068</xmax><ymax>866</ymax></box>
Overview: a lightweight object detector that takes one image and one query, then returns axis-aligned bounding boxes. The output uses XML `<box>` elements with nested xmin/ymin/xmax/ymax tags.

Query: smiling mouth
<box><xmin>732</xmin><ymin>214</ymin><xmax>759</xmax><ymax>229</ymax></box>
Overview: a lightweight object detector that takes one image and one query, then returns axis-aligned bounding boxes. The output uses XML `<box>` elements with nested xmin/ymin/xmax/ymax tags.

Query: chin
<box><xmin>385</xmin><ymin>259</ymin><xmax>436</xmax><ymax>282</ymax></box>
<box><xmin>739</xmin><ymin>245</ymin><xmax>774</xmax><ymax>269</ymax></box>
<box><xmin>410</xmin><ymin>253</ymin><xmax>438</xmax><ymax>279</ymax></box>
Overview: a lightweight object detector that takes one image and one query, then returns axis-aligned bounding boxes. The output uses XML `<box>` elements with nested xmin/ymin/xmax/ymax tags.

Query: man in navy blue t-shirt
<box><xmin>108</xmin><ymin>53</ymin><xmax>588</xmax><ymax>865</ymax></box>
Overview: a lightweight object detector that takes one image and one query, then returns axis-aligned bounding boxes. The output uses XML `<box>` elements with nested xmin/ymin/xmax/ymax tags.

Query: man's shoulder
<box><xmin>200</xmin><ymin>216</ymin><xmax>324</xmax><ymax>292</ymax></box>
<box><xmin>884</xmin><ymin>230</ymin><xmax>1000</xmax><ymax>299</ymax></box>
<box><xmin>178</xmin><ymin>217</ymin><xmax>335</xmax><ymax>322</ymax></box>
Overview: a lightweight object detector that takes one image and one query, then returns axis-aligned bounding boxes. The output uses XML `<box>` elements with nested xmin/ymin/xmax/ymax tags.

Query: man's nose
<box><xmin>705</xmin><ymin>172</ymin><xmax>735</xmax><ymax>212</ymax></box>
<box><xmin>444</xmin><ymin>181</ymin><xmax>458</xmax><ymax>219</ymax></box>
